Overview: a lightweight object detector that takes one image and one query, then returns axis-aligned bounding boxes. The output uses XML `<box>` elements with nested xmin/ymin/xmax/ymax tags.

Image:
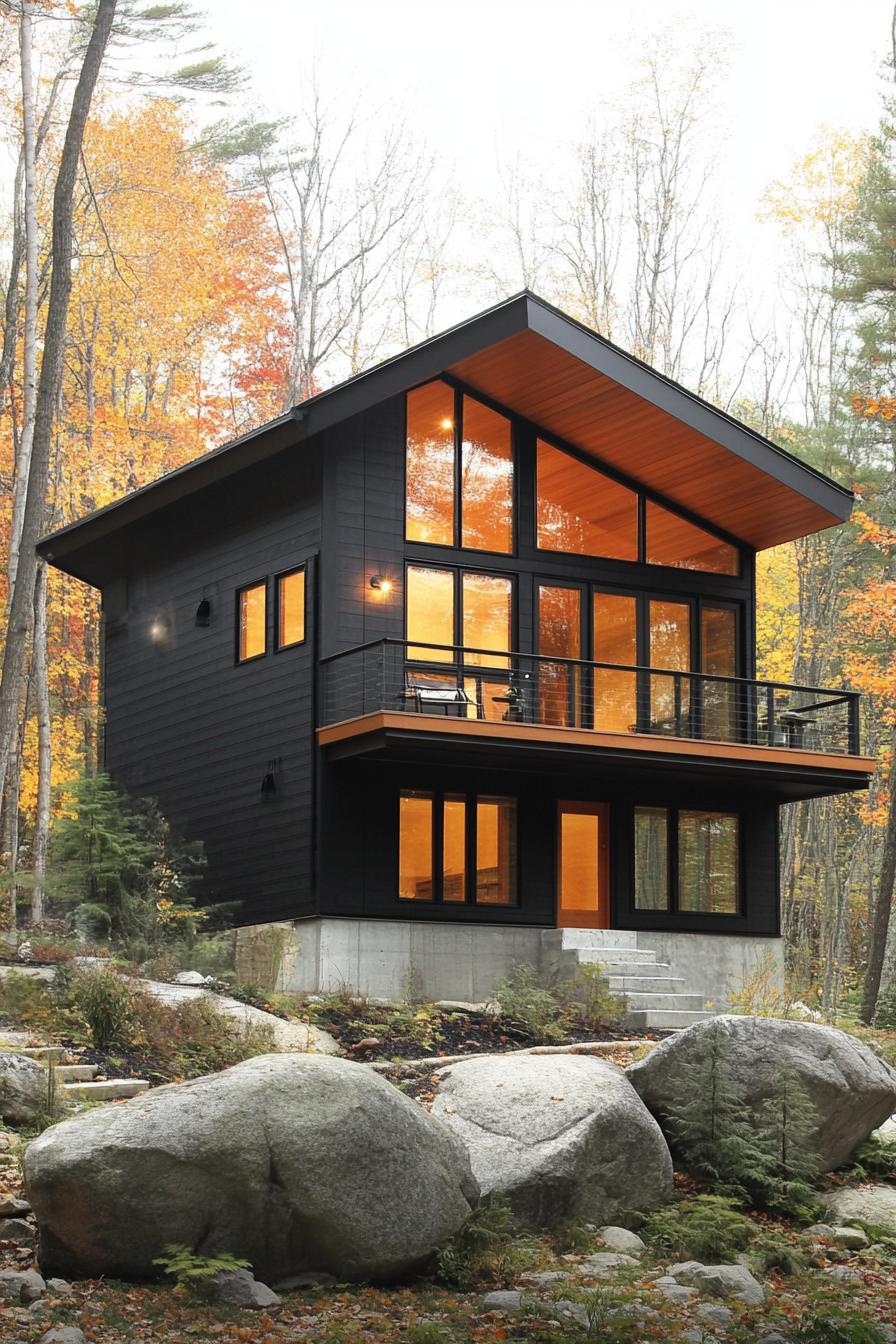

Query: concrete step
<box><xmin>606</xmin><ymin>976</ymin><xmax>687</xmax><ymax>994</ymax></box>
<box><xmin>575</xmin><ymin>948</ymin><xmax>659</xmax><ymax>965</ymax></box>
<box><xmin>55</xmin><ymin>1063</ymin><xmax>100</xmax><ymax>1082</ymax></box>
<box><xmin>557</xmin><ymin>930</ymin><xmax>646</xmax><ymax>950</ymax></box>
<box><xmin>622</xmin><ymin>992</ymin><xmax>707</xmax><ymax>1012</ymax></box>
<box><xmin>625</xmin><ymin>1009</ymin><xmax>716</xmax><ymax>1030</ymax></box>
<box><xmin>589</xmin><ymin>960</ymin><xmax>673</xmax><ymax>977</ymax></box>
<box><xmin>6</xmin><ymin>1045</ymin><xmax>66</xmax><ymax>1062</ymax></box>
<box><xmin>63</xmin><ymin>1079</ymin><xmax>150</xmax><ymax>1101</ymax></box>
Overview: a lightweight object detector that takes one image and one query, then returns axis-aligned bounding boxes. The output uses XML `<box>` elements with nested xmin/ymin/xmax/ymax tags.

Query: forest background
<box><xmin>0</xmin><ymin>0</ymin><xmax>894</xmax><ymax>1020</ymax></box>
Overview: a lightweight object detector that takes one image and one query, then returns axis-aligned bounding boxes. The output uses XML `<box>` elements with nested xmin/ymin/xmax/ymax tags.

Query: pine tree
<box><xmin>751</xmin><ymin>1066</ymin><xmax>821</xmax><ymax>1216</ymax></box>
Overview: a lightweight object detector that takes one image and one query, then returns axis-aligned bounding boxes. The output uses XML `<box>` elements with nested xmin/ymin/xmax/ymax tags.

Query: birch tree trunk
<box><xmin>861</xmin><ymin>763</ymin><xmax>896</xmax><ymax>1024</ymax></box>
<box><xmin>30</xmin><ymin>561</ymin><xmax>51</xmax><ymax>927</ymax></box>
<box><xmin>0</xmin><ymin>0</ymin><xmax>117</xmax><ymax>886</ymax></box>
<box><xmin>8</xmin><ymin>0</ymin><xmax>39</xmax><ymax>598</ymax></box>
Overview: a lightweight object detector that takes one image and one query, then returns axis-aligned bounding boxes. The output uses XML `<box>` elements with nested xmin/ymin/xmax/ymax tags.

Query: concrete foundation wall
<box><xmin>238</xmin><ymin>916</ymin><xmax>785</xmax><ymax>1008</ymax></box>
<box><xmin>635</xmin><ymin>930</ymin><xmax>784</xmax><ymax>1009</ymax></box>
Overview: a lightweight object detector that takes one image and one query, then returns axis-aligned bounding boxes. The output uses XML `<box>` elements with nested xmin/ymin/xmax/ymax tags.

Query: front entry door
<box><xmin>557</xmin><ymin>801</ymin><xmax>610</xmax><ymax>928</ymax></box>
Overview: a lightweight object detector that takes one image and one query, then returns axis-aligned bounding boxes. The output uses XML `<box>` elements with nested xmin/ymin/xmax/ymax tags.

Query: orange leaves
<box><xmin>850</xmin><ymin>393</ymin><xmax>896</xmax><ymax>420</ymax></box>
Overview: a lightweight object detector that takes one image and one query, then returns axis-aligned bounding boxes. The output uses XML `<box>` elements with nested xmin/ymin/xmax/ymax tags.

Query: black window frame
<box><xmin>397</xmin><ymin>787</ymin><xmax>519</xmax><ymax>907</ymax></box>
<box><xmin>274</xmin><ymin>564</ymin><xmax>307</xmax><ymax>653</ymax></box>
<box><xmin>404</xmin><ymin>379</ymin><xmax>517</xmax><ymax>558</ymax></box>
<box><xmin>235</xmin><ymin>577</ymin><xmax>268</xmax><ymax>665</ymax></box>
<box><xmin>633</xmin><ymin>803</ymin><xmax>743</xmax><ymax>917</ymax></box>
<box><xmin>404</xmin><ymin>560</ymin><xmax>517</xmax><ymax>667</ymax></box>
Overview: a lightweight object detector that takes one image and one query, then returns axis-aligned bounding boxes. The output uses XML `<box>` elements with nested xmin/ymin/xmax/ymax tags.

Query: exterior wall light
<box><xmin>260</xmin><ymin>771</ymin><xmax>277</xmax><ymax>796</ymax></box>
<box><xmin>148</xmin><ymin>618</ymin><xmax>169</xmax><ymax>643</ymax></box>
<box><xmin>195</xmin><ymin>598</ymin><xmax>212</xmax><ymax>627</ymax></box>
<box><xmin>369</xmin><ymin>575</ymin><xmax>392</xmax><ymax>594</ymax></box>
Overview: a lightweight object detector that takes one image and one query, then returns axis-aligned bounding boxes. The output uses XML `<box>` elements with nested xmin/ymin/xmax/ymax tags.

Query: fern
<box><xmin>642</xmin><ymin>1195</ymin><xmax>754</xmax><ymax>1263</ymax></box>
<box><xmin>153</xmin><ymin>1243</ymin><xmax>250</xmax><ymax>1293</ymax></box>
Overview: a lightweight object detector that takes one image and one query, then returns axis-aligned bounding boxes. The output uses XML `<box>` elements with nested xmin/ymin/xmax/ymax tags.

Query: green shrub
<box><xmin>846</xmin><ymin>1134</ymin><xmax>896</xmax><ymax>1182</ymax></box>
<box><xmin>436</xmin><ymin>1196</ymin><xmax>519</xmax><ymax>1289</ymax></box>
<box><xmin>791</xmin><ymin>1313</ymin><xmax>888</xmax><ymax>1343</ymax></box>
<box><xmin>642</xmin><ymin>1195</ymin><xmax>754</xmax><ymax>1263</ymax></box>
<box><xmin>562</xmin><ymin>962</ymin><xmax>626</xmax><ymax>1031</ymax></box>
<box><xmin>68</xmin><ymin>965</ymin><xmax>140</xmax><ymax>1050</ymax></box>
<box><xmin>153</xmin><ymin>1243</ymin><xmax>250</xmax><ymax>1294</ymax></box>
<box><xmin>493</xmin><ymin>963</ymin><xmax>566</xmax><ymax>1044</ymax></box>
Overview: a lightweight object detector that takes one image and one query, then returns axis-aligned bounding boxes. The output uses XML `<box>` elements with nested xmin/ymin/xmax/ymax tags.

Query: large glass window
<box><xmin>678</xmin><ymin>810</ymin><xmax>740</xmax><ymax>914</ymax></box>
<box><xmin>634</xmin><ymin>806</ymin><xmax>669</xmax><ymax>910</ymax></box>
<box><xmin>461</xmin><ymin>572</ymin><xmax>512</xmax><ymax>667</ymax></box>
<box><xmin>398</xmin><ymin>792</ymin><xmax>433</xmax><ymax>901</ymax></box>
<box><xmin>538</xmin><ymin>585</ymin><xmax>582</xmax><ymax>727</ymax></box>
<box><xmin>476</xmin><ymin>796</ymin><xmax>517</xmax><ymax>905</ymax></box>
<box><xmin>701</xmin><ymin>607</ymin><xmax>737</xmax><ymax>742</ymax></box>
<box><xmin>633</xmin><ymin>806</ymin><xmax>740</xmax><ymax>915</ymax></box>
<box><xmin>461</xmin><ymin>396</ymin><xmax>513</xmax><ymax>553</ymax></box>
<box><xmin>405</xmin><ymin>383</ymin><xmax>455</xmax><ymax>545</ymax></box>
<box><xmin>593</xmin><ymin>591</ymin><xmax>638</xmax><ymax>732</ymax></box>
<box><xmin>536</xmin><ymin>439</ymin><xmax>638</xmax><ymax>560</ymax></box>
<box><xmin>405</xmin><ymin>383</ymin><xmax>513</xmax><ymax>553</ymax></box>
<box><xmin>276</xmin><ymin>568</ymin><xmax>305</xmax><ymax>650</ymax></box>
<box><xmin>238</xmin><ymin>581</ymin><xmax>266</xmax><ymax>663</ymax></box>
<box><xmin>398</xmin><ymin>790</ymin><xmax>517</xmax><ymax>905</ymax></box>
<box><xmin>407</xmin><ymin>565</ymin><xmax>454</xmax><ymax>661</ymax></box>
<box><xmin>645</xmin><ymin>500</ymin><xmax>739</xmax><ymax>576</ymax></box>
<box><xmin>649</xmin><ymin>599</ymin><xmax>691</xmax><ymax>730</ymax></box>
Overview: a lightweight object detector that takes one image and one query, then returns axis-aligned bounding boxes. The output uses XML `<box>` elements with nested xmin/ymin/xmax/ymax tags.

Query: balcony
<box><xmin>318</xmin><ymin>640</ymin><xmax>873</xmax><ymax>799</ymax></box>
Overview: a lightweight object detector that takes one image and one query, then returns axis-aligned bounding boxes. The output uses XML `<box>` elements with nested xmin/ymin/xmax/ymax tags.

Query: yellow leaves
<box><xmin>850</xmin><ymin>393</ymin><xmax>896</xmax><ymax>421</ymax></box>
<box><xmin>761</xmin><ymin>127</ymin><xmax>867</xmax><ymax>234</ymax></box>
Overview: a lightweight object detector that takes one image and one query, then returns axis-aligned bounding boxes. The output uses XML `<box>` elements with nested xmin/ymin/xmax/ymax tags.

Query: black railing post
<box><xmin>848</xmin><ymin>694</ymin><xmax>861</xmax><ymax>755</ymax></box>
<box><xmin>766</xmin><ymin>685</ymin><xmax>775</xmax><ymax>746</ymax></box>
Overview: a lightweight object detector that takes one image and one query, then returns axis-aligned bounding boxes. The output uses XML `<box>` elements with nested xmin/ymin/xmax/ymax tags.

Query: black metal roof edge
<box><xmin>38</xmin><ymin>288</ymin><xmax>853</xmax><ymax>562</ymax></box>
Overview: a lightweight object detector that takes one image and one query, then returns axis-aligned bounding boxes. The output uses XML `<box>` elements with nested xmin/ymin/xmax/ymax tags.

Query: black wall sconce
<box><xmin>369</xmin><ymin>574</ymin><xmax>392</xmax><ymax>594</ymax></box>
<box><xmin>260</xmin><ymin>771</ymin><xmax>277</xmax><ymax>796</ymax></box>
<box><xmin>195</xmin><ymin>598</ymin><xmax>212</xmax><ymax>627</ymax></box>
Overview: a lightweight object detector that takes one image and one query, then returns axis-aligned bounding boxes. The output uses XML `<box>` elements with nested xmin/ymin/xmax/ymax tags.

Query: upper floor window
<box><xmin>406</xmin><ymin>563</ymin><xmax>513</xmax><ymax>666</ymax></box>
<box><xmin>645</xmin><ymin>501</ymin><xmax>739</xmax><ymax>576</ymax></box>
<box><xmin>405</xmin><ymin>381</ymin><xmax>513</xmax><ymax>554</ymax></box>
<box><xmin>536</xmin><ymin>438</ymin><xmax>638</xmax><ymax>561</ymax></box>
<box><xmin>237</xmin><ymin>581</ymin><xmax>266</xmax><ymax>662</ymax></box>
<box><xmin>277</xmin><ymin>568</ymin><xmax>306</xmax><ymax>650</ymax></box>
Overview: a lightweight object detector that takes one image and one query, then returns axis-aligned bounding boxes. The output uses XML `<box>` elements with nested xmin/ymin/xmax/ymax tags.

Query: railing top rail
<box><xmin>320</xmin><ymin>638</ymin><xmax>860</xmax><ymax>703</ymax></box>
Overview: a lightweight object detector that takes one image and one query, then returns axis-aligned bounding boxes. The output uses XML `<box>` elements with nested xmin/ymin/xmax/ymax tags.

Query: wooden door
<box><xmin>557</xmin><ymin>801</ymin><xmax>610</xmax><ymax>928</ymax></box>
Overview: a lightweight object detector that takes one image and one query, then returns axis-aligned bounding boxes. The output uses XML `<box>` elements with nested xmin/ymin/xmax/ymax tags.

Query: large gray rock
<box><xmin>0</xmin><ymin>1052</ymin><xmax>47</xmax><ymax>1126</ymax></box>
<box><xmin>24</xmin><ymin>1053</ymin><xmax>477</xmax><ymax>1283</ymax></box>
<box><xmin>431</xmin><ymin>1054</ymin><xmax>672</xmax><ymax>1229</ymax></box>
<box><xmin>819</xmin><ymin>1183</ymin><xmax>896</xmax><ymax>1235</ymax></box>
<box><xmin>627</xmin><ymin>1016</ymin><xmax>896</xmax><ymax>1171</ymax></box>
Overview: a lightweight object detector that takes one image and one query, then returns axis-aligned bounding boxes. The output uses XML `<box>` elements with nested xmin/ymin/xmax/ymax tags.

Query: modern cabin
<box><xmin>39</xmin><ymin>294</ymin><xmax>875</xmax><ymax>1025</ymax></box>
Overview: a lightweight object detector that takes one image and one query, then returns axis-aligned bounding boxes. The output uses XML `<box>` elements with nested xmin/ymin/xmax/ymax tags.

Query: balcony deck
<box><xmin>318</xmin><ymin>640</ymin><xmax>875</xmax><ymax>801</ymax></box>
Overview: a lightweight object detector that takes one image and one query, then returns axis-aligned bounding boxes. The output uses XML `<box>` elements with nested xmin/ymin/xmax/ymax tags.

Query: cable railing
<box><xmin>319</xmin><ymin>639</ymin><xmax>862</xmax><ymax>757</ymax></box>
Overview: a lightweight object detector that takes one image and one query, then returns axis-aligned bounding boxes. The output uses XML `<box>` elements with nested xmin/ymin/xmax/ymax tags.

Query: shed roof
<box><xmin>39</xmin><ymin>291</ymin><xmax>853</xmax><ymax>583</ymax></box>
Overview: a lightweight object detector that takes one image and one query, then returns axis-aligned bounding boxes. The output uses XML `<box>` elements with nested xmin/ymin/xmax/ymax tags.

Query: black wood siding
<box><xmin>102</xmin><ymin>451</ymin><xmax>321</xmax><ymax>925</ymax></box>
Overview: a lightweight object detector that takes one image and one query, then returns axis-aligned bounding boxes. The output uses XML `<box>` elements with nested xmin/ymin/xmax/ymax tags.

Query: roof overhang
<box><xmin>39</xmin><ymin>292</ymin><xmax>853</xmax><ymax>584</ymax></box>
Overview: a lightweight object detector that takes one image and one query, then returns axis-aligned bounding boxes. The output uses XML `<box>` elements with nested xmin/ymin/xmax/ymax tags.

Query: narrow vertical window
<box><xmin>398</xmin><ymin>791</ymin><xmax>434</xmax><ymax>901</ymax></box>
<box><xmin>701</xmin><ymin>607</ymin><xmax>737</xmax><ymax>742</ymax></box>
<box><xmin>406</xmin><ymin>565</ymin><xmax>454</xmax><ymax>661</ymax></box>
<box><xmin>593</xmin><ymin>591</ymin><xmax>638</xmax><ymax>732</ymax></box>
<box><xmin>406</xmin><ymin>382</ymin><xmax>455</xmax><ymax>545</ymax></box>
<box><xmin>442</xmin><ymin>794</ymin><xmax>467</xmax><ymax>902</ymax></box>
<box><xmin>462</xmin><ymin>571</ymin><xmax>512</xmax><ymax>668</ymax></box>
<box><xmin>678</xmin><ymin>811</ymin><xmax>740</xmax><ymax>914</ymax></box>
<box><xmin>538</xmin><ymin>585</ymin><xmax>581</xmax><ymax>727</ymax></box>
<box><xmin>461</xmin><ymin>396</ymin><xmax>513</xmax><ymax>552</ymax></box>
<box><xmin>238</xmin><ymin>582</ymin><xmax>266</xmax><ymax>662</ymax></box>
<box><xmin>476</xmin><ymin>796</ymin><xmax>517</xmax><ymax>905</ymax></box>
<box><xmin>634</xmin><ymin>806</ymin><xmax>669</xmax><ymax>910</ymax></box>
<box><xmin>277</xmin><ymin>568</ymin><xmax>306</xmax><ymax>649</ymax></box>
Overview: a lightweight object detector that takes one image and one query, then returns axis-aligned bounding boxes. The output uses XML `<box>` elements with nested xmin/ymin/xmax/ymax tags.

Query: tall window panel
<box><xmin>462</xmin><ymin>572</ymin><xmax>512</xmax><ymax>668</ymax></box>
<box><xmin>476</xmin><ymin>796</ymin><xmax>517</xmax><ymax>905</ymax></box>
<box><xmin>649</xmin><ymin>599</ymin><xmax>691</xmax><ymax>730</ymax></box>
<box><xmin>442</xmin><ymin>795</ymin><xmax>467</xmax><ymax>902</ymax></box>
<box><xmin>634</xmin><ymin>806</ymin><xmax>669</xmax><ymax>910</ymax></box>
<box><xmin>461</xmin><ymin>396</ymin><xmax>513</xmax><ymax>552</ymax></box>
<box><xmin>701</xmin><ymin>607</ymin><xmax>737</xmax><ymax>742</ymax></box>
<box><xmin>398</xmin><ymin>792</ymin><xmax>434</xmax><ymax>901</ymax></box>
<box><xmin>538</xmin><ymin>585</ymin><xmax>581</xmax><ymax>727</ymax></box>
<box><xmin>593</xmin><ymin>591</ymin><xmax>638</xmax><ymax>732</ymax></box>
<box><xmin>276</xmin><ymin>568</ymin><xmax>305</xmax><ymax>649</ymax></box>
<box><xmin>238</xmin><ymin>582</ymin><xmax>266</xmax><ymax>663</ymax></box>
<box><xmin>405</xmin><ymin>382</ymin><xmax>455</xmax><ymax>545</ymax></box>
<box><xmin>536</xmin><ymin>440</ymin><xmax>638</xmax><ymax>560</ymax></box>
<box><xmin>406</xmin><ymin>565</ymin><xmax>454</xmax><ymax>661</ymax></box>
<box><xmin>678</xmin><ymin>811</ymin><xmax>740</xmax><ymax>914</ymax></box>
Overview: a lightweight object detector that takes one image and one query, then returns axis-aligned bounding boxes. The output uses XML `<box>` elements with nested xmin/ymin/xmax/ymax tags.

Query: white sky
<box><xmin>208</xmin><ymin>0</ymin><xmax>892</xmax><ymax>234</ymax></box>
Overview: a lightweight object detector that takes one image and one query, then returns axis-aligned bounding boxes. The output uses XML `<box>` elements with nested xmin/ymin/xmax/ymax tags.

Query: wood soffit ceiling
<box><xmin>446</xmin><ymin>327</ymin><xmax>846</xmax><ymax>551</ymax></box>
